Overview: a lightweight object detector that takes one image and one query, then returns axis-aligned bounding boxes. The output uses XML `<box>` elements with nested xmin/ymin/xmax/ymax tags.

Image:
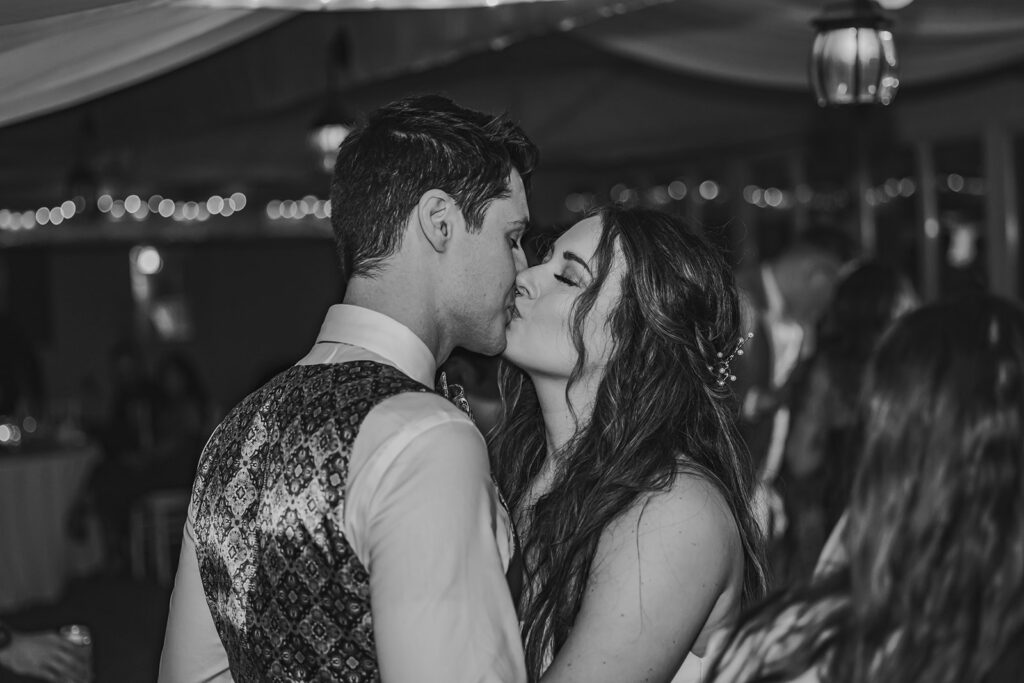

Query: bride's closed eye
<box><xmin>555</xmin><ymin>272</ymin><xmax>579</xmax><ymax>287</ymax></box>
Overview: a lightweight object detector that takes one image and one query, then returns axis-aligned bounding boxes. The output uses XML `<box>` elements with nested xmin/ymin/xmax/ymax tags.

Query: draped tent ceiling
<box><xmin>1</xmin><ymin>0</ymin><xmax>1023</xmax><ymax>222</ymax></box>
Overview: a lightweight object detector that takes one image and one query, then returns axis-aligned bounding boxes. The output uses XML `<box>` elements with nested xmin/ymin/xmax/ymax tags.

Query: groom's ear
<box><xmin>417</xmin><ymin>190</ymin><xmax>462</xmax><ymax>254</ymax></box>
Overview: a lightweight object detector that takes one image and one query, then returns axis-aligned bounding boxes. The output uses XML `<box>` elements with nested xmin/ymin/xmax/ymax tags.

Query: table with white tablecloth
<box><xmin>0</xmin><ymin>445</ymin><xmax>102</xmax><ymax>613</ymax></box>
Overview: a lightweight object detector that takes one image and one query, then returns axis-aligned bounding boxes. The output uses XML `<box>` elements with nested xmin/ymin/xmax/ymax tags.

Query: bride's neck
<box><xmin>530</xmin><ymin>372</ymin><xmax>600</xmax><ymax>460</ymax></box>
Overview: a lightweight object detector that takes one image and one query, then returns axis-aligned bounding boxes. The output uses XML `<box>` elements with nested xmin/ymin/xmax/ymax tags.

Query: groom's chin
<box><xmin>483</xmin><ymin>336</ymin><xmax>508</xmax><ymax>357</ymax></box>
<box><xmin>465</xmin><ymin>328</ymin><xmax>507</xmax><ymax>358</ymax></box>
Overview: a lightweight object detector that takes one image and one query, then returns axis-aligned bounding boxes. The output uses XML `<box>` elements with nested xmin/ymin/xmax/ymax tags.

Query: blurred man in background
<box><xmin>732</xmin><ymin>228</ymin><xmax>850</xmax><ymax>542</ymax></box>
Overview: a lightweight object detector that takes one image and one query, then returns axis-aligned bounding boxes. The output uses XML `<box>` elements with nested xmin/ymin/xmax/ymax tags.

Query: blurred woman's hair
<box><xmin>708</xmin><ymin>295</ymin><xmax>1024</xmax><ymax>683</ymax></box>
<box><xmin>785</xmin><ymin>261</ymin><xmax>918</xmax><ymax>531</ymax></box>
<box><xmin>490</xmin><ymin>205</ymin><xmax>767</xmax><ymax>681</ymax></box>
<box><xmin>816</xmin><ymin>261</ymin><xmax>917</xmax><ymax>394</ymax></box>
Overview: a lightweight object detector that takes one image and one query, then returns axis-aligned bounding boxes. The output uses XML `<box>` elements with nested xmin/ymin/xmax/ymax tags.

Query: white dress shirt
<box><xmin>760</xmin><ymin>266</ymin><xmax>805</xmax><ymax>389</ymax></box>
<box><xmin>159</xmin><ymin>304</ymin><xmax>526</xmax><ymax>683</ymax></box>
<box><xmin>760</xmin><ymin>266</ymin><xmax>805</xmax><ymax>484</ymax></box>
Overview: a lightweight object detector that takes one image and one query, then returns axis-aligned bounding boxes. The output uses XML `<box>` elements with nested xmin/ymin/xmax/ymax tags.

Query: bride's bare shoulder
<box><xmin>598</xmin><ymin>469</ymin><xmax>741</xmax><ymax>576</ymax></box>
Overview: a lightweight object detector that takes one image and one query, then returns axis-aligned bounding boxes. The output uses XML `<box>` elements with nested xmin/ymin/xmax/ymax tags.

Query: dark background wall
<box><xmin>11</xmin><ymin>238</ymin><xmax>341</xmax><ymax>418</ymax></box>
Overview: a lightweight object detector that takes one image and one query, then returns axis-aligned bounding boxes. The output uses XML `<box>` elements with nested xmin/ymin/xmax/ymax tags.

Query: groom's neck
<box><xmin>343</xmin><ymin>274</ymin><xmax>449</xmax><ymax>366</ymax></box>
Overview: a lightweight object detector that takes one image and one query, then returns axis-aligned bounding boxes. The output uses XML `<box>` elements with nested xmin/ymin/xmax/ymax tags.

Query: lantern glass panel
<box><xmin>856</xmin><ymin>28</ymin><xmax>882</xmax><ymax>102</ymax></box>
<box><xmin>812</xmin><ymin>25</ymin><xmax>899</xmax><ymax>106</ymax></box>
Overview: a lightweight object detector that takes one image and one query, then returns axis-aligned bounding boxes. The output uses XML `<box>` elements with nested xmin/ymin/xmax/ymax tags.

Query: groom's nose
<box><xmin>512</xmin><ymin>246</ymin><xmax>528</xmax><ymax>274</ymax></box>
<box><xmin>514</xmin><ymin>268</ymin><xmax>538</xmax><ymax>299</ymax></box>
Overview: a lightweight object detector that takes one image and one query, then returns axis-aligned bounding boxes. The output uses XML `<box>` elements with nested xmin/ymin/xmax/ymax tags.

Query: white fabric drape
<box><xmin>0</xmin><ymin>4</ymin><xmax>292</xmax><ymax>127</ymax></box>
<box><xmin>1</xmin><ymin>0</ymin><xmax>1023</xmax><ymax>130</ymax></box>
<box><xmin>0</xmin><ymin>447</ymin><xmax>101</xmax><ymax>612</ymax></box>
<box><xmin>0</xmin><ymin>0</ymin><xmax>625</xmax><ymax>128</ymax></box>
<box><xmin>176</xmin><ymin>0</ymin><xmax>561</xmax><ymax>9</ymax></box>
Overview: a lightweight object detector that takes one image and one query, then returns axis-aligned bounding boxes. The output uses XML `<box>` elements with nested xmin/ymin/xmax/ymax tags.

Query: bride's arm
<box><xmin>540</xmin><ymin>475</ymin><xmax>741</xmax><ymax>683</ymax></box>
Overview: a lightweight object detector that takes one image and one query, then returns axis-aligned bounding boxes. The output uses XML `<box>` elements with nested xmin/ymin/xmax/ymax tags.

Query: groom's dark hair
<box><xmin>329</xmin><ymin>94</ymin><xmax>539</xmax><ymax>281</ymax></box>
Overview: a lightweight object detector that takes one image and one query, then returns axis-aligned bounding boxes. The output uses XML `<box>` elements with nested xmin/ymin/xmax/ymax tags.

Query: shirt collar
<box><xmin>315</xmin><ymin>304</ymin><xmax>437</xmax><ymax>386</ymax></box>
<box><xmin>761</xmin><ymin>265</ymin><xmax>787</xmax><ymax>319</ymax></box>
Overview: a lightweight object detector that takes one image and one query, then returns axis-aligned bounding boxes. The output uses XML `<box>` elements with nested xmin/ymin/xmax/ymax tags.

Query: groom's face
<box><xmin>447</xmin><ymin>169</ymin><xmax>530</xmax><ymax>356</ymax></box>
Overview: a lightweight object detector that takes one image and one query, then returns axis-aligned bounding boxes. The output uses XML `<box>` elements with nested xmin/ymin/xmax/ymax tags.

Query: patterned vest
<box><xmin>190</xmin><ymin>361</ymin><xmax>429</xmax><ymax>682</ymax></box>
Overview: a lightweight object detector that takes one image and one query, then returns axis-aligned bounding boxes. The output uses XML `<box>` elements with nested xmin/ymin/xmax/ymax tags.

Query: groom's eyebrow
<box><xmin>563</xmin><ymin>251</ymin><xmax>593</xmax><ymax>276</ymax></box>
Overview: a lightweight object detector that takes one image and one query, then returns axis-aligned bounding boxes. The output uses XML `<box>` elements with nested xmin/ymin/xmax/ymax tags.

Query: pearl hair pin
<box><xmin>709</xmin><ymin>332</ymin><xmax>754</xmax><ymax>386</ymax></box>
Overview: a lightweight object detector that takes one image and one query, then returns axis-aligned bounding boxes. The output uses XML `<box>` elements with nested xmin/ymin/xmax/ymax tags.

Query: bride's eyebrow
<box><xmin>562</xmin><ymin>251</ymin><xmax>593</xmax><ymax>276</ymax></box>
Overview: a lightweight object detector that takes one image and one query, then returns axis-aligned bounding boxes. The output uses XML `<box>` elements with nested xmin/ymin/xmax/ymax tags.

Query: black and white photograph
<box><xmin>1</xmin><ymin>1</ymin><xmax>1023</xmax><ymax>681</ymax></box>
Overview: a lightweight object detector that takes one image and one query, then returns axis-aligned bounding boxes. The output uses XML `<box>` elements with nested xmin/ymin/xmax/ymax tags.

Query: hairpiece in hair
<box><xmin>709</xmin><ymin>332</ymin><xmax>754</xmax><ymax>386</ymax></box>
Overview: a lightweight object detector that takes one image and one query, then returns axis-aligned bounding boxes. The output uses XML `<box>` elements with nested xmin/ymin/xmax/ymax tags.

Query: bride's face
<box><xmin>504</xmin><ymin>215</ymin><xmax>624</xmax><ymax>379</ymax></box>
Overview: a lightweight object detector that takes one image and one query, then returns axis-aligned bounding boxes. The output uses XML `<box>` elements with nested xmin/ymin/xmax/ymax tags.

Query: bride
<box><xmin>491</xmin><ymin>205</ymin><xmax>767</xmax><ymax>683</ymax></box>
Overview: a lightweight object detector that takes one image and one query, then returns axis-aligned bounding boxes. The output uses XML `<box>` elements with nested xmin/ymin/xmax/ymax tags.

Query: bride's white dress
<box><xmin>672</xmin><ymin>650</ymin><xmax>708</xmax><ymax>683</ymax></box>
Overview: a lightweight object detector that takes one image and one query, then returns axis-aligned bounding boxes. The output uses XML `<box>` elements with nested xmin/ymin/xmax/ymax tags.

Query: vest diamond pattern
<box><xmin>189</xmin><ymin>361</ymin><xmax>429</xmax><ymax>682</ymax></box>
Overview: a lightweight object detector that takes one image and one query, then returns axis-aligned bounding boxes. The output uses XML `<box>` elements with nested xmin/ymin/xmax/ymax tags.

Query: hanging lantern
<box><xmin>810</xmin><ymin>0</ymin><xmax>899</xmax><ymax>106</ymax></box>
<box><xmin>308</xmin><ymin>110</ymin><xmax>352</xmax><ymax>174</ymax></box>
<box><xmin>308</xmin><ymin>29</ymin><xmax>353</xmax><ymax>174</ymax></box>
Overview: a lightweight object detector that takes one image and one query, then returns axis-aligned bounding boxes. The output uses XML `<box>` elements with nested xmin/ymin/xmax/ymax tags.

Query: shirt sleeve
<box><xmin>362</xmin><ymin>415</ymin><xmax>526</xmax><ymax>683</ymax></box>
<box><xmin>158</xmin><ymin>520</ymin><xmax>233</xmax><ymax>683</ymax></box>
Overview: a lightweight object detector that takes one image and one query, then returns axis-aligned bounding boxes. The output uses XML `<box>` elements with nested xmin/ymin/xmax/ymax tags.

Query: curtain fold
<box><xmin>0</xmin><ymin>4</ymin><xmax>292</xmax><ymax>127</ymax></box>
<box><xmin>575</xmin><ymin>0</ymin><xmax>1024</xmax><ymax>90</ymax></box>
<box><xmin>1</xmin><ymin>0</ymin><xmax>1022</xmax><ymax>129</ymax></box>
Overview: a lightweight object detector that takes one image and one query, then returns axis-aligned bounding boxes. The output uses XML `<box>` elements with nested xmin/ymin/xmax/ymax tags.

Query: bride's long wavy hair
<box><xmin>489</xmin><ymin>205</ymin><xmax>767</xmax><ymax>681</ymax></box>
<box><xmin>706</xmin><ymin>296</ymin><xmax>1024</xmax><ymax>683</ymax></box>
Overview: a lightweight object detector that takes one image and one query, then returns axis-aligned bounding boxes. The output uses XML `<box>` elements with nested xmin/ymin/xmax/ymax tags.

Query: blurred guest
<box><xmin>77</xmin><ymin>374</ymin><xmax>107</xmax><ymax>446</ymax></box>
<box><xmin>0</xmin><ymin>253</ymin><xmax>41</xmax><ymax>418</ymax></box>
<box><xmin>0</xmin><ymin>620</ymin><xmax>90</xmax><ymax>683</ymax></box>
<box><xmin>149</xmin><ymin>352</ymin><xmax>210</xmax><ymax>486</ymax></box>
<box><xmin>708</xmin><ymin>295</ymin><xmax>1024</xmax><ymax>683</ymax></box>
<box><xmin>101</xmin><ymin>341</ymin><xmax>158</xmax><ymax>459</ymax></box>
<box><xmin>732</xmin><ymin>229</ymin><xmax>851</xmax><ymax>537</ymax></box>
<box><xmin>780</xmin><ymin>262</ymin><xmax>917</xmax><ymax>580</ymax></box>
<box><xmin>86</xmin><ymin>342</ymin><xmax>156</xmax><ymax>567</ymax></box>
<box><xmin>0</xmin><ymin>317</ymin><xmax>40</xmax><ymax>418</ymax></box>
<box><xmin>88</xmin><ymin>347</ymin><xmax>208</xmax><ymax>570</ymax></box>
<box><xmin>941</xmin><ymin>211</ymin><xmax>988</xmax><ymax>297</ymax></box>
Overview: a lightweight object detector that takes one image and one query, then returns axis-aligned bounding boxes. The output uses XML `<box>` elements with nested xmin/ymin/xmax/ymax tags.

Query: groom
<box><xmin>159</xmin><ymin>95</ymin><xmax>537</xmax><ymax>683</ymax></box>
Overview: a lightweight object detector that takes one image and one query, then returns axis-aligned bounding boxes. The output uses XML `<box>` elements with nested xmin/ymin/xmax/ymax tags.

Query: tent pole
<box><xmin>788</xmin><ymin>151</ymin><xmax>809</xmax><ymax>236</ymax></box>
<box><xmin>984</xmin><ymin>126</ymin><xmax>1020</xmax><ymax>299</ymax></box>
<box><xmin>854</xmin><ymin>135</ymin><xmax>877</xmax><ymax>257</ymax></box>
<box><xmin>727</xmin><ymin>161</ymin><xmax>757</xmax><ymax>268</ymax></box>
<box><xmin>685</xmin><ymin>170</ymin><xmax>703</xmax><ymax>233</ymax></box>
<box><xmin>914</xmin><ymin>141</ymin><xmax>941</xmax><ymax>302</ymax></box>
